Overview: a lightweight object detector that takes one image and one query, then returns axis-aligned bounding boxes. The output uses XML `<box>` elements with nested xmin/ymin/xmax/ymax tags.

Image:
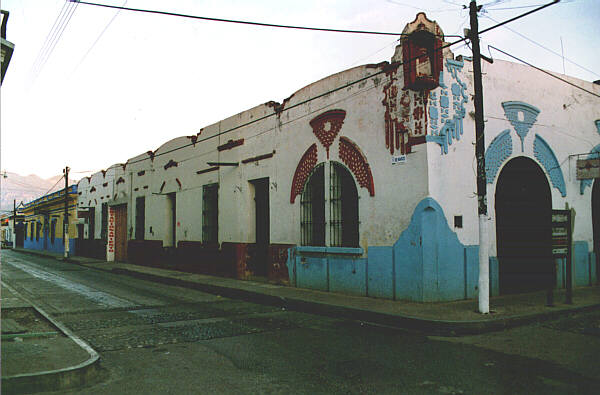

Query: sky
<box><xmin>1</xmin><ymin>0</ymin><xmax>599</xmax><ymax>181</ymax></box>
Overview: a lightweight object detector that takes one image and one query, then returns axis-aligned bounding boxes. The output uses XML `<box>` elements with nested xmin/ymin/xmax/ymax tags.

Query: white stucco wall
<box><xmin>76</xmin><ymin>51</ymin><xmax>599</xmax><ymax>258</ymax></box>
<box><xmin>427</xmin><ymin>58</ymin><xmax>600</xmax><ymax>254</ymax></box>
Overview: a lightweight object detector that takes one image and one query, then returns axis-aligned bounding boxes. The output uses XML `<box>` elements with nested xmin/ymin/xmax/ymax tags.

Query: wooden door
<box><xmin>114</xmin><ymin>205</ymin><xmax>128</xmax><ymax>262</ymax></box>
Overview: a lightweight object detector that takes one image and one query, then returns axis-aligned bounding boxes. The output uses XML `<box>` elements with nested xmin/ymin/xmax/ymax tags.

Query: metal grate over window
<box><xmin>330</xmin><ymin>162</ymin><xmax>359</xmax><ymax>247</ymax></box>
<box><xmin>202</xmin><ymin>184</ymin><xmax>219</xmax><ymax>245</ymax></box>
<box><xmin>300</xmin><ymin>164</ymin><xmax>325</xmax><ymax>246</ymax></box>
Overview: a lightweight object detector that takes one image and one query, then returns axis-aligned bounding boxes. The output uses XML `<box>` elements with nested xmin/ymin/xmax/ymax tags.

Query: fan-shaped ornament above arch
<box><xmin>339</xmin><ymin>136</ymin><xmax>375</xmax><ymax>196</ymax></box>
<box><xmin>290</xmin><ymin>144</ymin><xmax>318</xmax><ymax>203</ymax></box>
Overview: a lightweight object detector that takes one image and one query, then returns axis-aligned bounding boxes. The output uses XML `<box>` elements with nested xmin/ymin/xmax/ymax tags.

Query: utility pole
<box><xmin>13</xmin><ymin>199</ymin><xmax>16</xmax><ymax>248</ymax></box>
<box><xmin>470</xmin><ymin>0</ymin><xmax>489</xmax><ymax>314</ymax></box>
<box><xmin>63</xmin><ymin>166</ymin><xmax>70</xmax><ymax>259</ymax></box>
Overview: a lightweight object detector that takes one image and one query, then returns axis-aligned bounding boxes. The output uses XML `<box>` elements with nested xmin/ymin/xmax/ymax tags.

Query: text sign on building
<box><xmin>391</xmin><ymin>155</ymin><xmax>407</xmax><ymax>165</ymax></box>
<box><xmin>576</xmin><ymin>158</ymin><xmax>600</xmax><ymax>180</ymax></box>
<box><xmin>551</xmin><ymin>210</ymin><xmax>571</xmax><ymax>257</ymax></box>
<box><xmin>106</xmin><ymin>207</ymin><xmax>116</xmax><ymax>262</ymax></box>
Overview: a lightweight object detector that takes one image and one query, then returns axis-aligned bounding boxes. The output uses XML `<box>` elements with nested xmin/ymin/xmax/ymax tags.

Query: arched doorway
<box><xmin>593</xmin><ymin>179</ymin><xmax>600</xmax><ymax>284</ymax></box>
<box><xmin>495</xmin><ymin>157</ymin><xmax>553</xmax><ymax>294</ymax></box>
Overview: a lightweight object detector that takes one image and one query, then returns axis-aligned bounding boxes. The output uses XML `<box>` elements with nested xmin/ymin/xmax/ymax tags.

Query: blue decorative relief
<box><xmin>580</xmin><ymin>144</ymin><xmax>600</xmax><ymax>195</ymax></box>
<box><xmin>427</xmin><ymin>59</ymin><xmax>468</xmax><ymax>155</ymax></box>
<box><xmin>485</xmin><ymin>130</ymin><xmax>513</xmax><ymax>184</ymax></box>
<box><xmin>533</xmin><ymin>134</ymin><xmax>567</xmax><ymax>197</ymax></box>
<box><xmin>502</xmin><ymin>101</ymin><xmax>540</xmax><ymax>152</ymax></box>
<box><xmin>596</xmin><ymin>120</ymin><xmax>600</xmax><ymax>135</ymax></box>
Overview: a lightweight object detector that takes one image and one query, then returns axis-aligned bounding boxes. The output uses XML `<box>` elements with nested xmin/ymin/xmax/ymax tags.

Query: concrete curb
<box><xmin>102</xmin><ymin>266</ymin><xmax>600</xmax><ymax>337</ymax></box>
<box><xmin>10</xmin><ymin>249</ymin><xmax>600</xmax><ymax>337</ymax></box>
<box><xmin>1</xmin><ymin>282</ymin><xmax>101</xmax><ymax>394</ymax></box>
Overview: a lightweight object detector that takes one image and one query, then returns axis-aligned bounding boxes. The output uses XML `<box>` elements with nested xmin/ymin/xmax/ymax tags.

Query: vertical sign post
<box><xmin>552</xmin><ymin>209</ymin><xmax>572</xmax><ymax>304</ymax></box>
<box><xmin>106</xmin><ymin>206</ymin><xmax>116</xmax><ymax>262</ymax></box>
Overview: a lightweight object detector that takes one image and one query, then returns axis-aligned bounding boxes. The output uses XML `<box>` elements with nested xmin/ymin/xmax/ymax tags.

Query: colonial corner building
<box><xmin>19</xmin><ymin>13</ymin><xmax>600</xmax><ymax>302</ymax></box>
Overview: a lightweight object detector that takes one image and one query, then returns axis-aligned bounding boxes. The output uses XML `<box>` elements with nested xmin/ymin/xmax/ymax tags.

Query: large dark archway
<box><xmin>495</xmin><ymin>157</ymin><xmax>553</xmax><ymax>294</ymax></box>
<box><xmin>593</xmin><ymin>179</ymin><xmax>600</xmax><ymax>284</ymax></box>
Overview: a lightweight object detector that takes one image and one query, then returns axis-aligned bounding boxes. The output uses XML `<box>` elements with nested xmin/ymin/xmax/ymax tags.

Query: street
<box><xmin>2</xmin><ymin>250</ymin><xmax>599</xmax><ymax>394</ymax></box>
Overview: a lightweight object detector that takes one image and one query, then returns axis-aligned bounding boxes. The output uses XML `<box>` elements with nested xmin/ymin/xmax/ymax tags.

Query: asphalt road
<box><xmin>2</xmin><ymin>250</ymin><xmax>599</xmax><ymax>394</ymax></box>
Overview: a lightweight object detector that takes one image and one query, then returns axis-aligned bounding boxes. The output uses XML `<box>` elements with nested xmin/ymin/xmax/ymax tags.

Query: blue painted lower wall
<box><xmin>23</xmin><ymin>237</ymin><xmax>76</xmax><ymax>255</ymax></box>
<box><xmin>287</xmin><ymin>197</ymin><xmax>501</xmax><ymax>302</ymax></box>
<box><xmin>287</xmin><ymin>196</ymin><xmax>595</xmax><ymax>302</ymax></box>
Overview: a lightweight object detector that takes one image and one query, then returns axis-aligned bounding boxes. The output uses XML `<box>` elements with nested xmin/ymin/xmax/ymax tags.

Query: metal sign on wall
<box><xmin>551</xmin><ymin>210</ymin><xmax>571</xmax><ymax>257</ymax></box>
<box><xmin>576</xmin><ymin>158</ymin><xmax>600</xmax><ymax>180</ymax></box>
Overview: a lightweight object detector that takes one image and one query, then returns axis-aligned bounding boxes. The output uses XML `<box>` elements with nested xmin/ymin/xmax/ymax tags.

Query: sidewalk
<box><xmin>10</xmin><ymin>247</ymin><xmax>600</xmax><ymax>336</ymax></box>
<box><xmin>1</xmin><ymin>280</ymin><xmax>100</xmax><ymax>394</ymax></box>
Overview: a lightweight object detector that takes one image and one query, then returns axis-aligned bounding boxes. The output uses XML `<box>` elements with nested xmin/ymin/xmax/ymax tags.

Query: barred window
<box><xmin>330</xmin><ymin>163</ymin><xmax>359</xmax><ymax>247</ymax></box>
<box><xmin>202</xmin><ymin>184</ymin><xmax>219</xmax><ymax>245</ymax></box>
<box><xmin>301</xmin><ymin>164</ymin><xmax>325</xmax><ymax>246</ymax></box>
<box><xmin>301</xmin><ymin>162</ymin><xmax>359</xmax><ymax>247</ymax></box>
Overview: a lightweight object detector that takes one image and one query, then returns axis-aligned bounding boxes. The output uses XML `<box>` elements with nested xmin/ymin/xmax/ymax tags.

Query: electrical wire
<box><xmin>40</xmin><ymin>175</ymin><xmax>65</xmax><ymax>197</ymax></box>
<box><xmin>488</xmin><ymin>45</ymin><xmax>600</xmax><ymax>98</ymax></box>
<box><xmin>31</xmin><ymin>1</ymin><xmax>80</xmax><ymax>81</ymax></box>
<box><xmin>75</xmin><ymin>1</ymin><xmax>561</xmax><ymax>174</ymax></box>
<box><xmin>482</xmin><ymin>14</ymin><xmax>599</xmax><ymax>78</ymax></box>
<box><xmin>71</xmin><ymin>0</ymin><xmax>127</xmax><ymax>76</ymax></box>
<box><xmin>30</xmin><ymin>1</ymin><xmax>71</xmax><ymax>75</ymax></box>
<box><xmin>71</xmin><ymin>0</ymin><xmax>405</xmax><ymax>36</ymax></box>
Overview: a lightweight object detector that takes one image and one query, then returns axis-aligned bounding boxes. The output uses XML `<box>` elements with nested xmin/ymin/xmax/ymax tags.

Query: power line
<box><xmin>31</xmin><ymin>1</ymin><xmax>80</xmax><ymax>82</ymax></box>
<box><xmin>482</xmin><ymin>14</ymin><xmax>599</xmax><ymax>78</ymax></box>
<box><xmin>125</xmin><ymin>34</ymin><xmax>473</xmax><ymax>167</ymax></box>
<box><xmin>478</xmin><ymin>0</ymin><xmax>559</xmax><ymax>35</ymax></box>
<box><xmin>71</xmin><ymin>0</ymin><xmax>127</xmax><ymax>76</ymax></box>
<box><xmin>79</xmin><ymin>1</ymin><xmax>560</xmax><ymax>170</ymax></box>
<box><xmin>31</xmin><ymin>1</ymin><xmax>69</xmax><ymax>74</ymax></box>
<box><xmin>71</xmin><ymin>0</ymin><xmax>405</xmax><ymax>36</ymax></box>
<box><xmin>41</xmin><ymin>175</ymin><xmax>65</xmax><ymax>197</ymax></box>
<box><xmin>488</xmin><ymin>45</ymin><xmax>600</xmax><ymax>98</ymax></box>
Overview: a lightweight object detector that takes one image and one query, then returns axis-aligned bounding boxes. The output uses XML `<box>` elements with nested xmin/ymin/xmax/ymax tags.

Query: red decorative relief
<box><xmin>339</xmin><ymin>137</ymin><xmax>375</xmax><ymax>196</ymax></box>
<box><xmin>309</xmin><ymin>110</ymin><xmax>346</xmax><ymax>158</ymax></box>
<box><xmin>382</xmin><ymin>69</ymin><xmax>409</xmax><ymax>155</ymax></box>
<box><xmin>290</xmin><ymin>144</ymin><xmax>318</xmax><ymax>203</ymax></box>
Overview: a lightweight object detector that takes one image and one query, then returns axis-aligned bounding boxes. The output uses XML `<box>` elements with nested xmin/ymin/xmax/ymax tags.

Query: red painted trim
<box><xmin>309</xmin><ymin>109</ymin><xmax>346</xmax><ymax>159</ymax></box>
<box><xmin>217</xmin><ymin>138</ymin><xmax>244</xmax><ymax>151</ymax></box>
<box><xmin>339</xmin><ymin>136</ymin><xmax>375</xmax><ymax>196</ymax></box>
<box><xmin>290</xmin><ymin>144</ymin><xmax>318</xmax><ymax>204</ymax></box>
<box><xmin>196</xmin><ymin>166</ymin><xmax>220</xmax><ymax>175</ymax></box>
<box><xmin>242</xmin><ymin>151</ymin><xmax>275</xmax><ymax>164</ymax></box>
<box><xmin>164</xmin><ymin>159</ymin><xmax>178</xmax><ymax>170</ymax></box>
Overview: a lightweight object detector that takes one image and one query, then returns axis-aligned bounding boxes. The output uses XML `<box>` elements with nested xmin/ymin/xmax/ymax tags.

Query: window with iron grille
<box><xmin>202</xmin><ymin>184</ymin><xmax>219</xmax><ymax>245</ymax></box>
<box><xmin>135</xmin><ymin>197</ymin><xmax>145</xmax><ymax>240</ymax></box>
<box><xmin>301</xmin><ymin>164</ymin><xmax>325</xmax><ymax>246</ymax></box>
<box><xmin>330</xmin><ymin>162</ymin><xmax>359</xmax><ymax>247</ymax></box>
<box><xmin>36</xmin><ymin>221</ymin><xmax>41</xmax><ymax>241</ymax></box>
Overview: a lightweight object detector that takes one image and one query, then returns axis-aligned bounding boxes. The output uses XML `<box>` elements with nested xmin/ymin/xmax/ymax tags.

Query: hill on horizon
<box><xmin>0</xmin><ymin>172</ymin><xmax>78</xmax><ymax>212</ymax></box>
